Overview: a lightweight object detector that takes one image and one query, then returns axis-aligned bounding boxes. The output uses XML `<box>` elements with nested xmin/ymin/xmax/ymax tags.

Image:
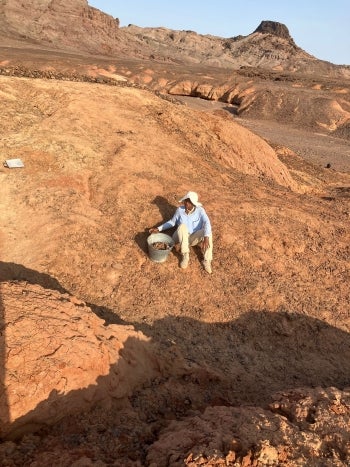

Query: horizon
<box><xmin>88</xmin><ymin>0</ymin><xmax>350</xmax><ymax>66</ymax></box>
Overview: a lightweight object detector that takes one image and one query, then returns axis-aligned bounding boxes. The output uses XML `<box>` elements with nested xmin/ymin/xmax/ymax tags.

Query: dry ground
<box><xmin>0</xmin><ymin>51</ymin><xmax>349</xmax><ymax>465</ymax></box>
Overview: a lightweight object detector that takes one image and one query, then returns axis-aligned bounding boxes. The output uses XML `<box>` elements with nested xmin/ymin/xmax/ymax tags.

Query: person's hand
<box><xmin>149</xmin><ymin>227</ymin><xmax>159</xmax><ymax>234</ymax></box>
<box><xmin>201</xmin><ymin>237</ymin><xmax>210</xmax><ymax>252</ymax></box>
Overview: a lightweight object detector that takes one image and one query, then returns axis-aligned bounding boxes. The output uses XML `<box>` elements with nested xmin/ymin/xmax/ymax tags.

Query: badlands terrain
<box><xmin>0</xmin><ymin>0</ymin><xmax>350</xmax><ymax>465</ymax></box>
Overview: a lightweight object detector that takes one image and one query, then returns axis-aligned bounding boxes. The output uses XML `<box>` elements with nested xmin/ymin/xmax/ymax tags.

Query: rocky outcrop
<box><xmin>254</xmin><ymin>20</ymin><xmax>293</xmax><ymax>41</ymax></box>
<box><xmin>0</xmin><ymin>280</ymin><xmax>160</xmax><ymax>440</ymax></box>
<box><xmin>147</xmin><ymin>387</ymin><xmax>350</xmax><ymax>466</ymax></box>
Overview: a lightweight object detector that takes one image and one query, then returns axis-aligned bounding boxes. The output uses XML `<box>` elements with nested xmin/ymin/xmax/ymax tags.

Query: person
<box><xmin>149</xmin><ymin>191</ymin><xmax>213</xmax><ymax>274</ymax></box>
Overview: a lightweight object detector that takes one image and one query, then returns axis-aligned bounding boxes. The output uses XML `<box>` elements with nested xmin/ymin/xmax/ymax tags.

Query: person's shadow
<box><xmin>151</xmin><ymin>195</ymin><xmax>177</xmax><ymax>219</ymax></box>
<box><xmin>134</xmin><ymin>195</ymin><xmax>177</xmax><ymax>255</ymax></box>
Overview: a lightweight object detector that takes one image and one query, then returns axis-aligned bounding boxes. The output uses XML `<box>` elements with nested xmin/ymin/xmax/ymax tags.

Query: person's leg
<box><xmin>172</xmin><ymin>224</ymin><xmax>190</xmax><ymax>268</ymax></box>
<box><xmin>189</xmin><ymin>230</ymin><xmax>213</xmax><ymax>261</ymax></box>
<box><xmin>189</xmin><ymin>230</ymin><xmax>213</xmax><ymax>273</ymax></box>
<box><xmin>172</xmin><ymin>224</ymin><xmax>190</xmax><ymax>253</ymax></box>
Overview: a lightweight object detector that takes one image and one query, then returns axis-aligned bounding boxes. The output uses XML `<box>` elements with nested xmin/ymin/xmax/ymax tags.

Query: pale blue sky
<box><xmin>88</xmin><ymin>0</ymin><xmax>349</xmax><ymax>65</ymax></box>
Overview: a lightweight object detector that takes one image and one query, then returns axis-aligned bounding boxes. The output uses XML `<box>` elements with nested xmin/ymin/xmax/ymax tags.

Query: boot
<box><xmin>180</xmin><ymin>253</ymin><xmax>189</xmax><ymax>269</ymax></box>
<box><xmin>202</xmin><ymin>260</ymin><xmax>212</xmax><ymax>274</ymax></box>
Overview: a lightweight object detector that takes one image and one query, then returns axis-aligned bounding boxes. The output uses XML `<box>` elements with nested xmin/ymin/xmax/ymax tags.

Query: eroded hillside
<box><xmin>0</xmin><ymin>75</ymin><xmax>350</xmax><ymax>465</ymax></box>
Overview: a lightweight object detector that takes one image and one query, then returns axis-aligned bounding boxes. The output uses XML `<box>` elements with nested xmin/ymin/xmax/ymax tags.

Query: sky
<box><xmin>87</xmin><ymin>0</ymin><xmax>350</xmax><ymax>65</ymax></box>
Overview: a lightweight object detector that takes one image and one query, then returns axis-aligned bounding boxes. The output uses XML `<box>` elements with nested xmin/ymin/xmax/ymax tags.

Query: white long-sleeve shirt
<box><xmin>158</xmin><ymin>205</ymin><xmax>212</xmax><ymax>237</ymax></box>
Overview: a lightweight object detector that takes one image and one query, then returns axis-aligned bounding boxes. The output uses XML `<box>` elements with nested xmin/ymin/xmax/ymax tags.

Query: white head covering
<box><xmin>178</xmin><ymin>191</ymin><xmax>202</xmax><ymax>207</ymax></box>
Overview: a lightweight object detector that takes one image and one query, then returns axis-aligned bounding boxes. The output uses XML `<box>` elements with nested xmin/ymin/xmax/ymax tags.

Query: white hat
<box><xmin>179</xmin><ymin>191</ymin><xmax>202</xmax><ymax>207</ymax></box>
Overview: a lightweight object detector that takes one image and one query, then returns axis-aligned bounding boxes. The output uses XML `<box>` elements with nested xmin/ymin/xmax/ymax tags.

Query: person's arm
<box><xmin>200</xmin><ymin>209</ymin><xmax>212</xmax><ymax>252</ymax></box>
<box><xmin>149</xmin><ymin>209</ymin><xmax>179</xmax><ymax>233</ymax></box>
<box><xmin>201</xmin><ymin>209</ymin><xmax>212</xmax><ymax>237</ymax></box>
<box><xmin>201</xmin><ymin>236</ymin><xmax>210</xmax><ymax>252</ymax></box>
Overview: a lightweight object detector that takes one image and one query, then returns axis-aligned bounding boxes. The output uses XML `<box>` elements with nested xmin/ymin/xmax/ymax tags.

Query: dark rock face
<box><xmin>254</xmin><ymin>20</ymin><xmax>291</xmax><ymax>40</ymax></box>
<box><xmin>0</xmin><ymin>0</ymin><xmax>122</xmax><ymax>55</ymax></box>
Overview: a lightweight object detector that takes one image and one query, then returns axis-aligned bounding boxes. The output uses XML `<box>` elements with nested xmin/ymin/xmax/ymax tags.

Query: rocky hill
<box><xmin>0</xmin><ymin>0</ymin><xmax>349</xmax><ymax>143</ymax></box>
<box><xmin>0</xmin><ymin>0</ymin><xmax>122</xmax><ymax>53</ymax></box>
<box><xmin>1</xmin><ymin>0</ymin><xmax>349</xmax><ymax>74</ymax></box>
<box><xmin>120</xmin><ymin>21</ymin><xmax>350</xmax><ymax>77</ymax></box>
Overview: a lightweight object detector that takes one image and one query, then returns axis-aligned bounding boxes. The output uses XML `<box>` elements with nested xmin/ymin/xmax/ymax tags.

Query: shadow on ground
<box><xmin>1</xmin><ymin>262</ymin><xmax>350</xmax><ymax>445</ymax></box>
<box><xmin>135</xmin><ymin>195</ymin><xmax>177</xmax><ymax>256</ymax></box>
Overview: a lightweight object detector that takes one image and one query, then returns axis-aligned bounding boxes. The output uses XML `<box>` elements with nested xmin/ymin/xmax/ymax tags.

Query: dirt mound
<box><xmin>0</xmin><ymin>280</ymin><xmax>159</xmax><ymax>441</ymax></box>
<box><xmin>234</xmin><ymin>84</ymin><xmax>350</xmax><ymax>138</ymax></box>
<box><xmin>147</xmin><ymin>387</ymin><xmax>350</xmax><ymax>466</ymax></box>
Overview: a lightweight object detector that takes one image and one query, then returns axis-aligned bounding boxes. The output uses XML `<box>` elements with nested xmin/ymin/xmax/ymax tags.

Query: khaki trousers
<box><xmin>172</xmin><ymin>223</ymin><xmax>213</xmax><ymax>261</ymax></box>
